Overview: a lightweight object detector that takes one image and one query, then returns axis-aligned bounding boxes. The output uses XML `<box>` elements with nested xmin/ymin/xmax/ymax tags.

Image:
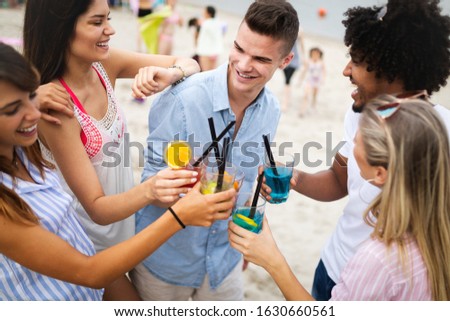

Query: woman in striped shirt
<box><xmin>229</xmin><ymin>94</ymin><xmax>450</xmax><ymax>300</ymax></box>
<box><xmin>24</xmin><ymin>0</ymin><xmax>202</xmax><ymax>301</ymax></box>
<box><xmin>0</xmin><ymin>43</ymin><xmax>236</xmax><ymax>300</ymax></box>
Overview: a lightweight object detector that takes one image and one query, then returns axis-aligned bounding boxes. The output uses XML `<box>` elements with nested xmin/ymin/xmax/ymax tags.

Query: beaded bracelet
<box><xmin>169</xmin><ymin>65</ymin><xmax>187</xmax><ymax>86</ymax></box>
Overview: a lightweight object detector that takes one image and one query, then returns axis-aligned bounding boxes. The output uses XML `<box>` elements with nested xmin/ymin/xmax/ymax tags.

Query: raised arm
<box><xmin>228</xmin><ymin>217</ymin><xmax>314</xmax><ymax>301</ymax></box>
<box><xmin>36</xmin><ymin>82</ymin><xmax>74</xmax><ymax>125</ymax></box>
<box><xmin>260</xmin><ymin>153</ymin><xmax>348</xmax><ymax>203</ymax></box>
<box><xmin>0</xmin><ymin>185</ymin><xmax>235</xmax><ymax>289</ymax></box>
<box><xmin>38</xmin><ymin>113</ymin><xmax>196</xmax><ymax>225</ymax></box>
<box><xmin>102</xmin><ymin>48</ymin><xmax>200</xmax><ymax>98</ymax></box>
<box><xmin>291</xmin><ymin>153</ymin><xmax>348</xmax><ymax>201</ymax></box>
<box><xmin>291</xmin><ymin>108</ymin><xmax>354</xmax><ymax>202</ymax></box>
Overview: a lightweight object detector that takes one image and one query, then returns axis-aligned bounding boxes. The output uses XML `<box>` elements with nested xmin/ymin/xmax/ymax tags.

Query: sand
<box><xmin>1</xmin><ymin>2</ymin><xmax>449</xmax><ymax>301</ymax></box>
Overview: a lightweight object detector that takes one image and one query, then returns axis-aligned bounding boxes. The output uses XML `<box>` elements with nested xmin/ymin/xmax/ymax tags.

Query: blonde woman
<box><xmin>229</xmin><ymin>94</ymin><xmax>450</xmax><ymax>300</ymax></box>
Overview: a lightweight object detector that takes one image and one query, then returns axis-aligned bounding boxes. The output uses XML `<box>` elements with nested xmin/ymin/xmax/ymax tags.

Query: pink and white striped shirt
<box><xmin>331</xmin><ymin>237</ymin><xmax>431</xmax><ymax>300</ymax></box>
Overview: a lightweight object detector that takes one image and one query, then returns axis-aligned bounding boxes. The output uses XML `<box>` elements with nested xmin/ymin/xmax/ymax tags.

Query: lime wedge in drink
<box><xmin>201</xmin><ymin>181</ymin><xmax>217</xmax><ymax>194</ymax></box>
<box><xmin>235</xmin><ymin>214</ymin><xmax>258</xmax><ymax>228</ymax></box>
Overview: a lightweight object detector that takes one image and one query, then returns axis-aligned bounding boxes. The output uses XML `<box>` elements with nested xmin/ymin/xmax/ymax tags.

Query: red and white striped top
<box><xmin>331</xmin><ymin>237</ymin><xmax>431</xmax><ymax>300</ymax></box>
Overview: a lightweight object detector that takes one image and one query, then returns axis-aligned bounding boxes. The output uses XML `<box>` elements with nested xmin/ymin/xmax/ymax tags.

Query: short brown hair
<box><xmin>244</xmin><ymin>0</ymin><xmax>299</xmax><ymax>56</ymax></box>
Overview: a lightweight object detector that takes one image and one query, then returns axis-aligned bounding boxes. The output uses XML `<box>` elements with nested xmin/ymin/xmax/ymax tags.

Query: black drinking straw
<box><xmin>249</xmin><ymin>172</ymin><xmax>264</xmax><ymax>219</ymax></box>
<box><xmin>215</xmin><ymin>137</ymin><xmax>230</xmax><ymax>192</ymax></box>
<box><xmin>193</xmin><ymin>121</ymin><xmax>236</xmax><ymax>167</ymax></box>
<box><xmin>208</xmin><ymin>117</ymin><xmax>221</xmax><ymax>163</ymax></box>
<box><xmin>262</xmin><ymin>134</ymin><xmax>279</xmax><ymax>176</ymax></box>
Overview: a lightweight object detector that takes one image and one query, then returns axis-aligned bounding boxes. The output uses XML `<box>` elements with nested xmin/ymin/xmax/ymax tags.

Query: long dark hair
<box><xmin>0</xmin><ymin>43</ymin><xmax>54</xmax><ymax>224</ymax></box>
<box><xmin>23</xmin><ymin>0</ymin><xmax>93</xmax><ymax>84</ymax></box>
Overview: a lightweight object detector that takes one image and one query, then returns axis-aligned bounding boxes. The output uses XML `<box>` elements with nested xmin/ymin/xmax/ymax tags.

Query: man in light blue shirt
<box><xmin>131</xmin><ymin>0</ymin><xmax>299</xmax><ymax>300</ymax></box>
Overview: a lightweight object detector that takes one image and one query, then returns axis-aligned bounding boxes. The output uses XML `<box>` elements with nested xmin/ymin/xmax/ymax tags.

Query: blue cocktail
<box><xmin>232</xmin><ymin>208</ymin><xmax>264</xmax><ymax>233</ymax></box>
<box><xmin>264</xmin><ymin>152</ymin><xmax>294</xmax><ymax>204</ymax></box>
<box><xmin>232</xmin><ymin>193</ymin><xmax>266</xmax><ymax>233</ymax></box>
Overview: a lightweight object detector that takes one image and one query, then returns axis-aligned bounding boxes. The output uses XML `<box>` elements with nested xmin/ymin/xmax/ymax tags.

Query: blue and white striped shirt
<box><xmin>0</xmin><ymin>148</ymin><xmax>103</xmax><ymax>301</ymax></box>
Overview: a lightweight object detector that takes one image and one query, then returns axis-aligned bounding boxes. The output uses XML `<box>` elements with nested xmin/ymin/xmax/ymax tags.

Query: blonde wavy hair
<box><xmin>359</xmin><ymin>95</ymin><xmax>450</xmax><ymax>300</ymax></box>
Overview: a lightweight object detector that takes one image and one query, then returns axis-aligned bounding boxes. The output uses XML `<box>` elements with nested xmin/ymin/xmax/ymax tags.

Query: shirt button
<box><xmin>211</xmin><ymin>230</ymin><xmax>216</xmax><ymax>234</ymax></box>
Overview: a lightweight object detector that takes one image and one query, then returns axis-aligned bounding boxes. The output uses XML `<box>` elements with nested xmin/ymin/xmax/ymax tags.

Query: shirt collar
<box><xmin>0</xmin><ymin>148</ymin><xmax>46</xmax><ymax>193</ymax></box>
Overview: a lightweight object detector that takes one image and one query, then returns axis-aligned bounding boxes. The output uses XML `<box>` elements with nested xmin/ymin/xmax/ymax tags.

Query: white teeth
<box><xmin>238</xmin><ymin>71</ymin><xmax>253</xmax><ymax>79</ymax></box>
<box><xmin>17</xmin><ymin>124</ymin><xmax>37</xmax><ymax>133</ymax></box>
<box><xmin>97</xmin><ymin>42</ymin><xmax>108</xmax><ymax>47</ymax></box>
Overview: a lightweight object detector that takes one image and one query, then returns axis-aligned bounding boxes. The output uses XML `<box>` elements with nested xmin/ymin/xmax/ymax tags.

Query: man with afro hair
<box><xmin>289</xmin><ymin>0</ymin><xmax>450</xmax><ymax>300</ymax></box>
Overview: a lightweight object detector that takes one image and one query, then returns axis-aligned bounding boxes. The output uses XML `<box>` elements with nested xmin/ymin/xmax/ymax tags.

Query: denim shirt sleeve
<box><xmin>141</xmin><ymin>90</ymin><xmax>186</xmax><ymax>182</ymax></box>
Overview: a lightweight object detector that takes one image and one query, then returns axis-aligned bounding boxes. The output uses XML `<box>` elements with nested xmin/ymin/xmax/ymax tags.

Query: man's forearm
<box><xmin>293</xmin><ymin>156</ymin><xmax>348</xmax><ymax>202</ymax></box>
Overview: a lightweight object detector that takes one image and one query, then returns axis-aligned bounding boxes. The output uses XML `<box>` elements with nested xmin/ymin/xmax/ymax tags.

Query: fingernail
<box><xmin>191</xmin><ymin>178</ymin><xmax>197</xmax><ymax>182</ymax></box>
<box><xmin>192</xmin><ymin>172</ymin><xmax>198</xmax><ymax>176</ymax></box>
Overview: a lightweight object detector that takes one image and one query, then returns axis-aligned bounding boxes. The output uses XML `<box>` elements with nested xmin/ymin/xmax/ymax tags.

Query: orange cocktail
<box><xmin>164</xmin><ymin>141</ymin><xmax>200</xmax><ymax>188</ymax></box>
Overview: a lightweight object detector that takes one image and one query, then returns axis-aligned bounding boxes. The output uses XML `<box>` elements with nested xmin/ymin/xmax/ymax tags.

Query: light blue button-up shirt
<box><xmin>136</xmin><ymin>63</ymin><xmax>280</xmax><ymax>288</ymax></box>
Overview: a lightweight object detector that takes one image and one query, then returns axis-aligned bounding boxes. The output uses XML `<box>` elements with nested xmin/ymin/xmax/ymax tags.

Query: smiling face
<box><xmin>0</xmin><ymin>80</ymin><xmax>41</xmax><ymax>159</ymax></box>
<box><xmin>68</xmin><ymin>0</ymin><xmax>115</xmax><ymax>64</ymax></box>
<box><xmin>227</xmin><ymin>22</ymin><xmax>293</xmax><ymax>102</ymax></box>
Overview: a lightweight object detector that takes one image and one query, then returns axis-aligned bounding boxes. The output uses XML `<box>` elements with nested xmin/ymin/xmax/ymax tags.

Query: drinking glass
<box><xmin>232</xmin><ymin>192</ymin><xmax>266</xmax><ymax>233</ymax></box>
<box><xmin>263</xmin><ymin>152</ymin><xmax>294</xmax><ymax>204</ymax></box>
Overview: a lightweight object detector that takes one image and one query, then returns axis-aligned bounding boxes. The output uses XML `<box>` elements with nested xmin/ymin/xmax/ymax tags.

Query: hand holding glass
<box><xmin>263</xmin><ymin>152</ymin><xmax>294</xmax><ymax>204</ymax></box>
<box><xmin>164</xmin><ymin>141</ymin><xmax>202</xmax><ymax>188</ymax></box>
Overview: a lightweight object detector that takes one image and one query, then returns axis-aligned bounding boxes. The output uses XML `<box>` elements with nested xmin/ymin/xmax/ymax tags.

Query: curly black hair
<box><xmin>343</xmin><ymin>0</ymin><xmax>450</xmax><ymax>94</ymax></box>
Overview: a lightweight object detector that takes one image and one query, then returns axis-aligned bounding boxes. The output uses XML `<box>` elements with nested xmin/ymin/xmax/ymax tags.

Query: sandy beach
<box><xmin>1</xmin><ymin>2</ymin><xmax>449</xmax><ymax>301</ymax></box>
